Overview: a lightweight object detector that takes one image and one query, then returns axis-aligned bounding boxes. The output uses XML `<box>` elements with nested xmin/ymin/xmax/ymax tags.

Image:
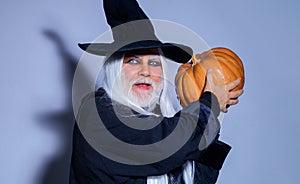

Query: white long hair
<box><xmin>96</xmin><ymin>49</ymin><xmax>182</xmax><ymax>117</ymax></box>
<box><xmin>96</xmin><ymin>51</ymin><xmax>194</xmax><ymax>183</ymax></box>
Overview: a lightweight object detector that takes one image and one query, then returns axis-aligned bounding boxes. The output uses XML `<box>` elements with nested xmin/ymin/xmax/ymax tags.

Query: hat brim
<box><xmin>78</xmin><ymin>40</ymin><xmax>192</xmax><ymax>63</ymax></box>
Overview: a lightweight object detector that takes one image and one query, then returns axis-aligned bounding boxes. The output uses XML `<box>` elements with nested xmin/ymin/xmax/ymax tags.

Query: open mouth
<box><xmin>134</xmin><ymin>82</ymin><xmax>152</xmax><ymax>90</ymax></box>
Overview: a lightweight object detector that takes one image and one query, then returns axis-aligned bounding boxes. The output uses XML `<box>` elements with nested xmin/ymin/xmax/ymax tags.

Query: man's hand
<box><xmin>204</xmin><ymin>69</ymin><xmax>244</xmax><ymax>113</ymax></box>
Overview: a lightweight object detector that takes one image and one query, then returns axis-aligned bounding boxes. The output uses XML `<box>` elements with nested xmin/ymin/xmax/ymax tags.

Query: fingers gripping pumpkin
<box><xmin>175</xmin><ymin>47</ymin><xmax>245</xmax><ymax>107</ymax></box>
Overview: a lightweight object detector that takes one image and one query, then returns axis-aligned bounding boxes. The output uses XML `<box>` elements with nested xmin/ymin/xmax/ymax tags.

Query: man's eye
<box><xmin>149</xmin><ymin>60</ymin><xmax>161</xmax><ymax>66</ymax></box>
<box><xmin>127</xmin><ymin>59</ymin><xmax>139</xmax><ymax>64</ymax></box>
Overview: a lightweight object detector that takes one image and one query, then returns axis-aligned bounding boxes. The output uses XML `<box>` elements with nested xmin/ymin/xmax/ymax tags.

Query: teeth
<box><xmin>135</xmin><ymin>78</ymin><xmax>153</xmax><ymax>86</ymax></box>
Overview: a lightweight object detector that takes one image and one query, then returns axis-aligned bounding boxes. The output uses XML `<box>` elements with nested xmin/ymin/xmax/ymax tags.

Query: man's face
<box><xmin>122</xmin><ymin>49</ymin><xmax>163</xmax><ymax>108</ymax></box>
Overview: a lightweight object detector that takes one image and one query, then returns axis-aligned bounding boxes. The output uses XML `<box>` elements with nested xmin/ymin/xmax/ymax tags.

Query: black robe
<box><xmin>70</xmin><ymin>88</ymin><xmax>231</xmax><ymax>184</ymax></box>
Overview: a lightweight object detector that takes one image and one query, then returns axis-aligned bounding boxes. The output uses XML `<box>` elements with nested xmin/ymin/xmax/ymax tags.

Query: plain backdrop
<box><xmin>1</xmin><ymin>0</ymin><xmax>300</xmax><ymax>183</ymax></box>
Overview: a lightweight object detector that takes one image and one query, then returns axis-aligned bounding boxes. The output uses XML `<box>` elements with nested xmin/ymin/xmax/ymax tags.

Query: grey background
<box><xmin>1</xmin><ymin>0</ymin><xmax>299</xmax><ymax>183</ymax></box>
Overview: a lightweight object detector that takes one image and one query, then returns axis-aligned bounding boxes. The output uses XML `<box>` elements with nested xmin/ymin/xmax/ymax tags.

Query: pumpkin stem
<box><xmin>192</xmin><ymin>54</ymin><xmax>200</xmax><ymax>66</ymax></box>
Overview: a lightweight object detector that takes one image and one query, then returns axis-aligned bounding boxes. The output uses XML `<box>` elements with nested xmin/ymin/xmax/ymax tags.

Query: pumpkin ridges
<box><xmin>218</xmin><ymin>57</ymin><xmax>239</xmax><ymax>82</ymax></box>
<box><xmin>192</xmin><ymin>54</ymin><xmax>207</xmax><ymax>91</ymax></box>
<box><xmin>175</xmin><ymin>64</ymin><xmax>191</xmax><ymax>93</ymax></box>
<box><xmin>175</xmin><ymin>47</ymin><xmax>245</xmax><ymax>106</ymax></box>
<box><xmin>200</xmin><ymin>57</ymin><xmax>224</xmax><ymax>86</ymax></box>
<box><xmin>193</xmin><ymin>64</ymin><xmax>206</xmax><ymax>93</ymax></box>
<box><xmin>214</xmin><ymin>51</ymin><xmax>245</xmax><ymax>91</ymax></box>
<box><xmin>209</xmin><ymin>48</ymin><xmax>244</xmax><ymax>91</ymax></box>
<box><xmin>175</xmin><ymin>63</ymin><xmax>191</xmax><ymax>106</ymax></box>
<box><xmin>182</xmin><ymin>68</ymin><xmax>201</xmax><ymax>105</ymax></box>
<box><xmin>177</xmin><ymin>72</ymin><xmax>188</xmax><ymax>106</ymax></box>
<box><xmin>212</xmin><ymin>48</ymin><xmax>244</xmax><ymax>70</ymax></box>
<box><xmin>175</xmin><ymin>63</ymin><xmax>191</xmax><ymax>84</ymax></box>
<box><xmin>218</xmin><ymin>53</ymin><xmax>243</xmax><ymax>74</ymax></box>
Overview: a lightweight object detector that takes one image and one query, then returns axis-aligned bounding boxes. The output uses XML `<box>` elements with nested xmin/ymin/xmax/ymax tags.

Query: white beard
<box><xmin>126</xmin><ymin>78</ymin><xmax>163</xmax><ymax>112</ymax></box>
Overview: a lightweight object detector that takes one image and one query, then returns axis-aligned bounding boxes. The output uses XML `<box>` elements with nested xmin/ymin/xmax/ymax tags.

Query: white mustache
<box><xmin>129</xmin><ymin>78</ymin><xmax>155</xmax><ymax>88</ymax></box>
<box><xmin>126</xmin><ymin>77</ymin><xmax>162</xmax><ymax>111</ymax></box>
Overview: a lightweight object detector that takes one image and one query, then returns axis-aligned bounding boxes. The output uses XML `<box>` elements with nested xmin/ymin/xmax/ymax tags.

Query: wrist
<box><xmin>199</xmin><ymin>92</ymin><xmax>220</xmax><ymax>117</ymax></box>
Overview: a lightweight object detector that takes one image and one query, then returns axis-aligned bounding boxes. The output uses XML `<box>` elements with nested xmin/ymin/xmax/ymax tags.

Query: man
<box><xmin>70</xmin><ymin>47</ymin><xmax>243</xmax><ymax>183</ymax></box>
<box><xmin>70</xmin><ymin>0</ymin><xmax>243</xmax><ymax>183</ymax></box>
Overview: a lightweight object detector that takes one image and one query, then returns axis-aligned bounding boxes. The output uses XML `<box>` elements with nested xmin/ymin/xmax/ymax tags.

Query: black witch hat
<box><xmin>79</xmin><ymin>0</ymin><xmax>192</xmax><ymax>63</ymax></box>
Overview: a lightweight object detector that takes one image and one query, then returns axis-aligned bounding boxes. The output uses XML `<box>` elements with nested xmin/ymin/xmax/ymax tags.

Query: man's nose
<box><xmin>138</xmin><ymin>63</ymin><xmax>150</xmax><ymax>76</ymax></box>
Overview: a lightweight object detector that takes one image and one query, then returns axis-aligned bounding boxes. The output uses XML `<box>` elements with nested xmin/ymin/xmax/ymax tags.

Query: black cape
<box><xmin>70</xmin><ymin>88</ymin><xmax>231</xmax><ymax>183</ymax></box>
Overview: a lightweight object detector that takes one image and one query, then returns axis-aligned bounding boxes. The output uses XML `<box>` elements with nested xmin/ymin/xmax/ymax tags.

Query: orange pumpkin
<box><xmin>175</xmin><ymin>47</ymin><xmax>245</xmax><ymax>107</ymax></box>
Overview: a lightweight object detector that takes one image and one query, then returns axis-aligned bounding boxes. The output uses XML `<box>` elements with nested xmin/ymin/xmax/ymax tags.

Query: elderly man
<box><xmin>70</xmin><ymin>47</ymin><xmax>243</xmax><ymax>184</ymax></box>
<box><xmin>70</xmin><ymin>0</ymin><xmax>243</xmax><ymax>183</ymax></box>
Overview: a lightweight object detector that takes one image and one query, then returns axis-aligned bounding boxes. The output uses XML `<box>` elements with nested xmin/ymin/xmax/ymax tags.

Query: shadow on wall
<box><xmin>36</xmin><ymin>29</ymin><xmax>88</xmax><ymax>184</ymax></box>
